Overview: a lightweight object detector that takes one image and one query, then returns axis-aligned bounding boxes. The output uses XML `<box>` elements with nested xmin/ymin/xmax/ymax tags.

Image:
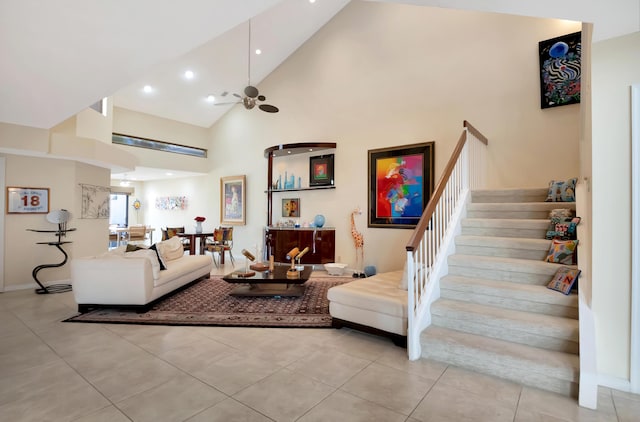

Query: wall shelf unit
<box><xmin>264</xmin><ymin>142</ymin><xmax>337</xmax><ymax>227</ymax></box>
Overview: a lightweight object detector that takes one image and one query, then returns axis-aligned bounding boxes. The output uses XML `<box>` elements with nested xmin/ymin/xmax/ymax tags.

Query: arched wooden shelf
<box><xmin>264</xmin><ymin>142</ymin><xmax>337</xmax><ymax>227</ymax></box>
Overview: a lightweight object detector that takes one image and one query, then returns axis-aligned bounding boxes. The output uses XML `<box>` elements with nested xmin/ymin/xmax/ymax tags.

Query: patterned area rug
<box><xmin>64</xmin><ymin>275</ymin><xmax>352</xmax><ymax>328</ymax></box>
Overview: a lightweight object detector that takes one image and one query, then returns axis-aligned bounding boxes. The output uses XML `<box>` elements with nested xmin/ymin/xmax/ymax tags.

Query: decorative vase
<box><xmin>195</xmin><ymin>221</ymin><xmax>203</xmax><ymax>233</ymax></box>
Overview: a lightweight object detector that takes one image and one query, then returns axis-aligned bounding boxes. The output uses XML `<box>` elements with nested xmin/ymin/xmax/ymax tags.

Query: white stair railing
<box><xmin>406</xmin><ymin>121</ymin><xmax>488</xmax><ymax>360</ymax></box>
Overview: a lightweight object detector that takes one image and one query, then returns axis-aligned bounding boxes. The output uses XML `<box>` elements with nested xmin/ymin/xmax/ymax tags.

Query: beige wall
<box><xmin>592</xmin><ymin>31</ymin><xmax>640</xmax><ymax>382</ymax></box>
<box><xmin>112</xmin><ymin>107</ymin><xmax>210</xmax><ymax>174</ymax></box>
<box><xmin>205</xmin><ymin>2</ymin><xmax>582</xmax><ymax>272</ymax></box>
<box><xmin>2</xmin><ymin>154</ymin><xmax>110</xmax><ymax>290</ymax></box>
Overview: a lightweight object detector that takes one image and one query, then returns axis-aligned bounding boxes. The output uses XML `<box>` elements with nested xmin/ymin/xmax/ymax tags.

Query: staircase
<box><xmin>420</xmin><ymin>188</ymin><xmax>580</xmax><ymax>397</ymax></box>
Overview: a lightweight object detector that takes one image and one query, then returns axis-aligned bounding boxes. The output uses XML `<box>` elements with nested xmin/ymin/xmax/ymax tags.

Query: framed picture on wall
<box><xmin>6</xmin><ymin>187</ymin><xmax>50</xmax><ymax>214</ymax></box>
<box><xmin>282</xmin><ymin>198</ymin><xmax>300</xmax><ymax>218</ymax></box>
<box><xmin>539</xmin><ymin>31</ymin><xmax>581</xmax><ymax>109</ymax></box>
<box><xmin>220</xmin><ymin>175</ymin><xmax>246</xmax><ymax>225</ymax></box>
<box><xmin>309</xmin><ymin>154</ymin><xmax>334</xmax><ymax>187</ymax></box>
<box><xmin>368</xmin><ymin>142</ymin><xmax>434</xmax><ymax>228</ymax></box>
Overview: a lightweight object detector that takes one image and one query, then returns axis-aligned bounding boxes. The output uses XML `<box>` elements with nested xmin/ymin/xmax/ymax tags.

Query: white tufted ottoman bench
<box><xmin>327</xmin><ymin>270</ymin><xmax>408</xmax><ymax>347</ymax></box>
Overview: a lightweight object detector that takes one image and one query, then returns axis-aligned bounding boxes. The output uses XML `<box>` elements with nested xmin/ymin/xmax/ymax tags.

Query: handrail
<box><xmin>463</xmin><ymin>120</ymin><xmax>488</xmax><ymax>145</ymax></box>
<box><xmin>406</xmin><ymin>130</ymin><xmax>468</xmax><ymax>252</ymax></box>
<box><xmin>405</xmin><ymin>120</ymin><xmax>489</xmax><ymax>360</ymax></box>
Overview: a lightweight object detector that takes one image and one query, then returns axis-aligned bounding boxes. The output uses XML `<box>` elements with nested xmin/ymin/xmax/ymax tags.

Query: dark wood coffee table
<box><xmin>222</xmin><ymin>265</ymin><xmax>312</xmax><ymax>297</ymax></box>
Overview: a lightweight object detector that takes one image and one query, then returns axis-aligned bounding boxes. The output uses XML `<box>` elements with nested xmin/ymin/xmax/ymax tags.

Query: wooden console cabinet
<box><xmin>265</xmin><ymin>227</ymin><xmax>335</xmax><ymax>264</ymax></box>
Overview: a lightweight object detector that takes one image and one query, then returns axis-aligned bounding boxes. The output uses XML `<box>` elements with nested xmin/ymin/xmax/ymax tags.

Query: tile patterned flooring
<box><xmin>1</xmin><ymin>264</ymin><xmax>639</xmax><ymax>421</ymax></box>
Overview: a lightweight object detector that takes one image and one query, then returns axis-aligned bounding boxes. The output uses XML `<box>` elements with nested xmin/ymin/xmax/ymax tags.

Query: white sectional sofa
<box><xmin>71</xmin><ymin>236</ymin><xmax>213</xmax><ymax>313</ymax></box>
<box><xmin>327</xmin><ymin>269</ymin><xmax>408</xmax><ymax>347</ymax></box>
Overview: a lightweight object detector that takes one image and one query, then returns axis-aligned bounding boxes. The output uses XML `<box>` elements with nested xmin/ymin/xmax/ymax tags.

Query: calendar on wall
<box><xmin>6</xmin><ymin>187</ymin><xmax>50</xmax><ymax>214</ymax></box>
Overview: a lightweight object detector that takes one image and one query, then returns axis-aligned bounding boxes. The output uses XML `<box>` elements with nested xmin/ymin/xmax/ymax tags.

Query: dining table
<box><xmin>110</xmin><ymin>226</ymin><xmax>155</xmax><ymax>247</ymax></box>
<box><xmin>176</xmin><ymin>232</ymin><xmax>213</xmax><ymax>255</ymax></box>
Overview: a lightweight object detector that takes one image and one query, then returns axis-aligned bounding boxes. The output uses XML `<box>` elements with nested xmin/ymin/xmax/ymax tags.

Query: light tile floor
<box><xmin>1</xmin><ymin>264</ymin><xmax>639</xmax><ymax>422</ymax></box>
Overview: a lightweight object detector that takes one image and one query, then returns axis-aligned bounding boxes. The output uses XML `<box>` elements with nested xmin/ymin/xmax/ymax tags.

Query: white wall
<box><xmin>592</xmin><ymin>31</ymin><xmax>640</xmax><ymax>384</ymax></box>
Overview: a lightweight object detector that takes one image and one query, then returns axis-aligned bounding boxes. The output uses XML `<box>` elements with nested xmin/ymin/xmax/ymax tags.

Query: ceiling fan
<box><xmin>215</xmin><ymin>20</ymin><xmax>279</xmax><ymax>113</ymax></box>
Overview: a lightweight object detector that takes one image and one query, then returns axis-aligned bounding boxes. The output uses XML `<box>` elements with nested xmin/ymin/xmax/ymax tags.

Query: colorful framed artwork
<box><xmin>539</xmin><ymin>31</ymin><xmax>581</xmax><ymax>109</ymax></box>
<box><xmin>309</xmin><ymin>154</ymin><xmax>334</xmax><ymax>187</ymax></box>
<box><xmin>282</xmin><ymin>198</ymin><xmax>300</xmax><ymax>218</ymax></box>
<box><xmin>6</xmin><ymin>187</ymin><xmax>50</xmax><ymax>214</ymax></box>
<box><xmin>220</xmin><ymin>175</ymin><xmax>246</xmax><ymax>225</ymax></box>
<box><xmin>368</xmin><ymin>142</ymin><xmax>434</xmax><ymax>228</ymax></box>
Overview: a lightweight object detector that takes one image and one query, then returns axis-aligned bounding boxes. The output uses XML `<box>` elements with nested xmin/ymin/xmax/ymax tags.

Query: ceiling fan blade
<box><xmin>244</xmin><ymin>85</ymin><xmax>259</xmax><ymax>98</ymax></box>
<box><xmin>259</xmin><ymin>104</ymin><xmax>279</xmax><ymax>113</ymax></box>
<box><xmin>213</xmin><ymin>101</ymin><xmax>240</xmax><ymax>106</ymax></box>
<box><xmin>232</xmin><ymin>93</ymin><xmax>242</xmax><ymax>98</ymax></box>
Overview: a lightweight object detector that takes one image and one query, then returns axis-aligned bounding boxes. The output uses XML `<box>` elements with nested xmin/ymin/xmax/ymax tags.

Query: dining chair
<box><xmin>205</xmin><ymin>227</ymin><xmax>234</xmax><ymax>267</ymax></box>
<box><xmin>127</xmin><ymin>225</ymin><xmax>148</xmax><ymax>245</ymax></box>
<box><xmin>162</xmin><ymin>226</ymin><xmax>190</xmax><ymax>252</ymax></box>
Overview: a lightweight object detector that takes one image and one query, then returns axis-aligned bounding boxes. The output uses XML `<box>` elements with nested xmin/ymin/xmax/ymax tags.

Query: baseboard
<box><xmin>599</xmin><ymin>373</ymin><xmax>632</xmax><ymax>393</ymax></box>
<box><xmin>3</xmin><ymin>278</ymin><xmax>71</xmax><ymax>292</ymax></box>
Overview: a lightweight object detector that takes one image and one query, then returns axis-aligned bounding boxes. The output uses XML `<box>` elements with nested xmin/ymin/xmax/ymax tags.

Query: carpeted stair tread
<box><xmin>461</xmin><ymin>218</ymin><xmax>550</xmax><ymax>239</ymax></box>
<box><xmin>455</xmin><ymin>235</ymin><xmax>551</xmax><ymax>260</ymax></box>
<box><xmin>440</xmin><ymin>275</ymin><xmax>578</xmax><ymax>318</ymax></box>
<box><xmin>420</xmin><ymin>326</ymin><xmax>579</xmax><ymax>396</ymax></box>
<box><xmin>456</xmin><ymin>235</ymin><xmax>551</xmax><ymax>250</ymax></box>
<box><xmin>448</xmin><ymin>254</ymin><xmax>571</xmax><ymax>285</ymax></box>
<box><xmin>471</xmin><ymin>188</ymin><xmax>549</xmax><ymax>203</ymax></box>
<box><xmin>467</xmin><ymin>202</ymin><xmax>575</xmax><ymax>219</ymax></box>
<box><xmin>431</xmin><ymin>299</ymin><xmax>579</xmax><ymax>352</ymax></box>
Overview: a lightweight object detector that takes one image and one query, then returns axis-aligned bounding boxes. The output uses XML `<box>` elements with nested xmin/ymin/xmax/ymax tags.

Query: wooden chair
<box><xmin>127</xmin><ymin>225</ymin><xmax>148</xmax><ymax>245</ymax></box>
<box><xmin>205</xmin><ymin>227</ymin><xmax>234</xmax><ymax>267</ymax></box>
<box><xmin>162</xmin><ymin>226</ymin><xmax>190</xmax><ymax>252</ymax></box>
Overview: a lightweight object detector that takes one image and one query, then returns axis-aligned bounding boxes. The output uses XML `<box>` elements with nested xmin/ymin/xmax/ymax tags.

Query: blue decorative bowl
<box><xmin>314</xmin><ymin>214</ymin><xmax>325</xmax><ymax>228</ymax></box>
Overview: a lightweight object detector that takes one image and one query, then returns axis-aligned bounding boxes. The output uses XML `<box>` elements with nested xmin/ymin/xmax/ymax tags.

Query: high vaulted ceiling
<box><xmin>0</xmin><ymin>0</ymin><xmax>637</xmax><ymax>131</ymax></box>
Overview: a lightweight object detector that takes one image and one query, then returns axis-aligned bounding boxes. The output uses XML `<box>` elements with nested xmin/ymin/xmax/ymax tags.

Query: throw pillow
<box><xmin>126</xmin><ymin>244</ymin><xmax>146</xmax><ymax>252</ymax></box>
<box><xmin>545</xmin><ymin>239</ymin><xmax>578</xmax><ymax>265</ymax></box>
<box><xmin>399</xmin><ymin>264</ymin><xmax>408</xmax><ymax>290</ymax></box>
<box><xmin>545</xmin><ymin>178</ymin><xmax>577</xmax><ymax>202</ymax></box>
<box><xmin>148</xmin><ymin>243</ymin><xmax>167</xmax><ymax>270</ymax></box>
<box><xmin>547</xmin><ymin>266</ymin><xmax>581</xmax><ymax>294</ymax></box>
<box><xmin>157</xmin><ymin>235</ymin><xmax>185</xmax><ymax>262</ymax></box>
<box><xmin>545</xmin><ymin>217</ymin><xmax>581</xmax><ymax>240</ymax></box>
<box><xmin>125</xmin><ymin>249</ymin><xmax>161</xmax><ymax>279</ymax></box>
<box><xmin>398</xmin><ymin>262</ymin><xmax>425</xmax><ymax>290</ymax></box>
<box><xmin>549</xmin><ymin>208</ymin><xmax>574</xmax><ymax>219</ymax></box>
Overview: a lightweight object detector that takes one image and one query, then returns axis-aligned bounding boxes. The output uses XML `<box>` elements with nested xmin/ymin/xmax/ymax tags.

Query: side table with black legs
<box><xmin>27</xmin><ymin>209</ymin><xmax>75</xmax><ymax>294</ymax></box>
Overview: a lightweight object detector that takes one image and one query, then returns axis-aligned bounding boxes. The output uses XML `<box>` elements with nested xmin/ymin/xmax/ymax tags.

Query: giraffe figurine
<box><xmin>350</xmin><ymin>207</ymin><xmax>365</xmax><ymax>278</ymax></box>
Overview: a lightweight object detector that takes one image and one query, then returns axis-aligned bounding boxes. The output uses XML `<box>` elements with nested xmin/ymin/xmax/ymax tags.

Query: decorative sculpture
<box><xmin>350</xmin><ymin>207</ymin><xmax>365</xmax><ymax>278</ymax></box>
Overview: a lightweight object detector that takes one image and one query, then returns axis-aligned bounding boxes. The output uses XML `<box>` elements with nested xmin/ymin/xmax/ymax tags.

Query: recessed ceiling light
<box><xmin>143</xmin><ymin>85</ymin><xmax>153</xmax><ymax>93</ymax></box>
<box><xmin>206</xmin><ymin>94</ymin><xmax>215</xmax><ymax>103</ymax></box>
<box><xmin>166</xmin><ymin>172</ymin><xmax>173</xmax><ymax>176</ymax></box>
<box><xmin>309</xmin><ymin>0</ymin><xmax>316</xmax><ymax>3</ymax></box>
<box><xmin>255</xmin><ymin>49</ymin><xmax>262</xmax><ymax>55</ymax></box>
<box><xmin>184</xmin><ymin>70</ymin><xmax>194</xmax><ymax>79</ymax></box>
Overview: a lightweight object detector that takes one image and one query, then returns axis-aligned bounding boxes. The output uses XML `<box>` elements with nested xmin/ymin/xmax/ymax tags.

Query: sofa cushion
<box><xmin>328</xmin><ymin>270</ymin><xmax>406</xmax><ymax>317</ymax></box>
<box><xmin>125</xmin><ymin>249</ymin><xmax>160</xmax><ymax>279</ymax></box>
<box><xmin>148</xmin><ymin>244</ymin><xmax>167</xmax><ymax>270</ymax></box>
<box><xmin>157</xmin><ymin>236</ymin><xmax>184</xmax><ymax>262</ymax></box>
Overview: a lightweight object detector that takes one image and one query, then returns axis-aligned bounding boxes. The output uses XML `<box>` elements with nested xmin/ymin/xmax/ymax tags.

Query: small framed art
<box><xmin>282</xmin><ymin>198</ymin><xmax>300</xmax><ymax>217</ymax></box>
<box><xmin>220</xmin><ymin>175</ymin><xmax>246</xmax><ymax>225</ymax></box>
<box><xmin>309</xmin><ymin>154</ymin><xmax>334</xmax><ymax>187</ymax></box>
<box><xmin>6</xmin><ymin>187</ymin><xmax>50</xmax><ymax>214</ymax></box>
